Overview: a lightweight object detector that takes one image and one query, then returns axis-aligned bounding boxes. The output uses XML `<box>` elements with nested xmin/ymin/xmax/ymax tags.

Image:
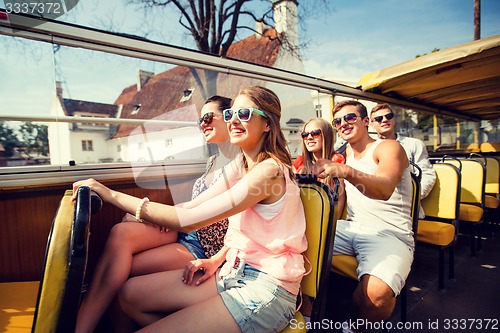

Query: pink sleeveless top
<box><xmin>221</xmin><ymin>161</ymin><xmax>308</xmax><ymax>295</ymax></box>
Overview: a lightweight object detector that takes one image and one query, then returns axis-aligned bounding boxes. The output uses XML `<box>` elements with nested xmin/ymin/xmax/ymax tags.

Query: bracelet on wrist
<box><xmin>135</xmin><ymin>197</ymin><xmax>149</xmax><ymax>222</ymax></box>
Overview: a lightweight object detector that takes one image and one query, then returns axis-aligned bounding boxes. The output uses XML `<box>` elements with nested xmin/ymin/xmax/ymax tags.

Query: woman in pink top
<box><xmin>72</xmin><ymin>86</ymin><xmax>307</xmax><ymax>333</ymax></box>
<box><xmin>74</xmin><ymin>96</ymin><xmax>238</xmax><ymax>333</ymax></box>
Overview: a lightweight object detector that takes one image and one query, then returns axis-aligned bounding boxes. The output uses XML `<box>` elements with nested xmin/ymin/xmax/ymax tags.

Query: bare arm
<box><xmin>182</xmin><ymin>246</ymin><xmax>229</xmax><ymax>286</ymax></box>
<box><xmin>313</xmin><ymin>140</ymin><xmax>409</xmax><ymax>200</ymax></box>
<box><xmin>72</xmin><ymin>160</ymin><xmax>285</xmax><ymax>232</ymax></box>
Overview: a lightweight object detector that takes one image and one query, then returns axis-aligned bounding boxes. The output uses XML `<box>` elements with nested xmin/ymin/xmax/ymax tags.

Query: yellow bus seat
<box><xmin>466</xmin><ymin>143</ymin><xmax>480</xmax><ymax>153</ymax></box>
<box><xmin>443</xmin><ymin>157</ymin><xmax>486</xmax><ymax>256</ymax></box>
<box><xmin>281</xmin><ymin>175</ymin><xmax>339</xmax><ymax>333</ymax></box>
<box><xmin>0</xmin><ymin>187</ymin><xmax>100</xmax><ymax>333</ymax></box>
<box><xmin>417</xmin><ymin>163</ymin><xmax>460</xmax><ymax>290</ymax></box>
<box><xmin>417</xmin><ymin>221</ymin><xmax>455</xmax><ymax>245</ymax></box>
<box><xmin>480</xmin><ymin>142</ymin><xmax>500</xmax><ymax>153</ymax></box>
<box><xmin>484</xmin><ymin>157</ymin><xmax>500</xmax><ymax>235</ymax></box>
<box><xmin>331</xmin><ymin>170</ymin><xmax>421</xmax><ymax>323</ymax></box>
<box><xmin>485</xmin><ymin>195</ymin><xmax>499</xmax><ymax>209</ymax></box>
<box><xmin>0</xmin><ymin>281</ymin><xmax>39</xmax><ymax>332</ymax></box>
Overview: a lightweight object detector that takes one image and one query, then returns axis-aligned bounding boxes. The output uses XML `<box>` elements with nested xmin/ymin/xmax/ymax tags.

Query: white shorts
<box><xmin>333</xmin><ymin>219</ymin><xmax>414</xmax><ymax>295</ymax></box>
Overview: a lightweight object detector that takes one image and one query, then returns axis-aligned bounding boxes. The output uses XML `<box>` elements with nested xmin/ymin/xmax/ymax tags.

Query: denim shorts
<box><xmin>216</xmin><ymin>260</ymin><xmax>297</xmax><ymax>333</ymax></box>
<box><xmin>177</xmin><ymin>231</ymin><xmax>207</xmax><ymax>260</ymax></box>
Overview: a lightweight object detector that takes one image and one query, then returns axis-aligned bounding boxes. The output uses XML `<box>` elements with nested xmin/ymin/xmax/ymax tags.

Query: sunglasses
<box><xmin>223</xmin><ymin>107</ymin><xmax>269</xmax><ymax>122</ymax></box>
<box><xmin>372</xmin><ymin>112</ymin><xmax>395</xmax><ymax>123</ymax></box>
<box><xmin>301</xmin><ymin>129</ymin><xmax>322</xmax><ymax>139</ymax></box>
<box><xmin>332</xmin><ymin>113</ymin><xmax>359</xmax><ymax>128</ymax></box>
<box><xmin>197</xmin><ymin>112</ymin><xmax>214</xmax><ymax>129</ymax></box>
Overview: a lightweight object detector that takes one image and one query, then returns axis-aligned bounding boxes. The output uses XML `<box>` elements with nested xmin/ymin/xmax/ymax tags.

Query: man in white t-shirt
<box><xmin>313</xmin><ymin>100</ymin><xmax>413</xmax><ymax>333</ymax></box>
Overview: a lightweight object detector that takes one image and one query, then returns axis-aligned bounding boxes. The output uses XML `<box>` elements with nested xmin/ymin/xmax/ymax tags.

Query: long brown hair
<box><xmin>299</xmin><ymin>118</ymin><xmax>337</xmax><ymax>188</ymax></box>
<box><xmin>237</xmin><ymin>86</ymin><xmax>294</xmax><ymax>180</ymax></box>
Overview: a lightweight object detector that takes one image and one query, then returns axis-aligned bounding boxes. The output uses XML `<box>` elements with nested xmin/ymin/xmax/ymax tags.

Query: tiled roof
<box><xmin>61</xmin><ymin>98</ymin><xmax>119</xmax><ymax>117</ymax></box>
<box><xmin>112</xmin><ymin>28</ymin><xmax>282</xmax><ymax>138</ymax></box>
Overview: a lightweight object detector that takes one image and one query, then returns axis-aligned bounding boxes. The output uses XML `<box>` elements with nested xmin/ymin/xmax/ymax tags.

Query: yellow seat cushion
<box><xmin>280</xmin><ymin>310</ymin><xmax>306</xmax><ymax>333</ymax></box>
<box><xmin>0</xmin><ymin>281</ymin><xmax>39</xmax><ymax>333</ymax></box>
<box><xmin>485</xmin><ymin>195</ymin><xmax>499</xmax><ymax>209</ymax></box>
<box><xmin>459</xmin><ymin>203</ymin><xmax>484</xmax><ymax>222</ymax></box>
<box><xmin>480</xmin><ymin>142</ymin><xmax>500</xmax><ymax>153</ymax></box>
<box><xmin>417</xmin><ymin>220</ymin><xmax>455</xmax><ymax>246</ymax></box>
<box><xmin>331</xmin><ymin>255</ymin><xmax>358</xmax><ymax>280</ymax></box>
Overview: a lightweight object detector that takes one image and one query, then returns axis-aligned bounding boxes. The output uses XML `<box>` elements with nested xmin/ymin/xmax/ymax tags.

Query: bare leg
<box><xmin>120</xmin><ymin>270</ymin><xmax>240</xmax><ymax>333</ymax></box>
<box><xmin>351</xmin><ymin>274</ymin><xmax>396</xmax><ymax>332</ymax></box>
<box><xmin>130</xmin><ymin>240</ymin><xmax>196</xmax><ymax>276</ymax></box>
<box><xmin>75</xmin><ymin>222</ymin><xmax>178</xmax><ymax>333</ymax></box>
<box><xmin>107</xmin><ymin>240</ymin><xmax>197</xmax><ymax>331</ymax></box>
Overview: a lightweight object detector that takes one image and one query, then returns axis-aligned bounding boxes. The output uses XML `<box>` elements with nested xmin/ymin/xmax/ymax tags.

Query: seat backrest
<box><xmin>410</xmin><ymin>171</ymin><xmax>421</xmax><ymax>238</ymax></box>
<box><xmin>480</xmin><ymin>142</ymin><xmax>500</xmax><ymax>153</ymax></box>
<box><xmin>467</xmin><ymin>143</ymin><xmax>480</xmax><ymax>153</ymax></box>
<box><xmin>421</xmin><ymin>163</ymin><xmax>461</xmax><ymax>221</ymax></box>
<box><xmin>296</xmin><ymin>174</ymin><xmax>338</xmax><ymax>320</ymax></box>
<box><xmin>443</xmin><ymin>157</ymin><xmax>485</xmax><ymax>206</ymax></box>
<box><xmin>485</xmin><ymin>157</ymin><xmax>500</xmax><ymax>196</ymax></box>
<box><xmin>32</xmin><ymin>186</ymin><xmax>99</xmax><ymax>333</ymax></box>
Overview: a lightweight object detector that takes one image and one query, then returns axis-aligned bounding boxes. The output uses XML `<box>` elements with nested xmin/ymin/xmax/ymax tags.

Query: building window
<box><xmin>117</xmin><ymin>145</ymin><xmax>121</xmax><ymax>152</ymax></box>
<box><xmin>82</xmin><ymin>140</ymin><xmax>93</xmax><ymax>151</ymax></box>
<box><xmin>131</xmin><ymin>104</ymin><xmax>142</xmax><ymax>115</ymax></box>
<box><xmin>315</xmin><ymin>104</ymin><xmax>322</xmax><ymax>118</ymax></box>
<box><xmin>180</xmin><ymin>88</ymin><xmax>194</xmax><ymax>102</ymax></box>
<box><xmin>165</xmin><ymin>138</ymin><xmax>173</xmax><ymax>147</ymax></box>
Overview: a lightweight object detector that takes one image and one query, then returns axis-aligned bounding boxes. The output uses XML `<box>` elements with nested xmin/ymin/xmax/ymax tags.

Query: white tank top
<box><xmin>345</xmin><ymin>140</ymin><xmax>414</xmax><ymax>247</ymax></box>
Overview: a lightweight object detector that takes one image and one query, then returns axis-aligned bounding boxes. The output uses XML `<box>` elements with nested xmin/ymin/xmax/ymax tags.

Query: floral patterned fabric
<box><xmin>191</xmin><ymin>154</ymin><xmax>229</xmax><ymax>258</ymax></box>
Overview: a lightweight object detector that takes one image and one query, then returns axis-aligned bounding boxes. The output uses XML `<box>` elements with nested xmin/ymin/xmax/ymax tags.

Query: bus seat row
<box><xmin>0</xmin><ymin>187</ymin><xmax>100</xmax><ymax>333</ymax></box>
<box><xmin>416</xmin><ymin>163</ymin><xmax>461</xmax><ymax>291</ymax></box>
<box><xmin>466</xmin><ymin>142</ymin><xmax>500</xmax><ymax>154</ymax></box>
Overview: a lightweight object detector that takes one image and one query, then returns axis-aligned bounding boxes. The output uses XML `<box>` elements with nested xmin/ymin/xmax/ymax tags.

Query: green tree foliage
<box><xmin>415</xmin><ymin>47</ymin><xmax>440</xmax><ymax>58</ymax></box>
<box><xmin>0</xmin><ymin>122</ymin><xmax>49</xmax><ymax>158</ymax></box>
<box><xmin>0</xmin><ymin>122</ymin><xmax>21</xmax><ymax>157</ymax></box>
<box><xmin>19</xmin><ymin>122</ymin><xmax>49</xmax><ymax>156</ymax></box>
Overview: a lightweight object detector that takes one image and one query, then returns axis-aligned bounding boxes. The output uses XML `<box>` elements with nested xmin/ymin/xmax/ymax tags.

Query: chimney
<box><xmin>56</xmin><ymin>81</ymin><xmax>63</xmax><ymax>98</ymax></box>
<box><xmin>255</xmin><ymin>19</ymin><xmax>265</xmax><ymax>39</ymax></box>
<box><xmin>272</xmin><ymin>0</ymin><xmax>298</xmax><ymax>48</ymax></box>
<box><xmin>137</xmin><ymin>70</ymin><xmax>154</xmax><ymax>91</ymax></box>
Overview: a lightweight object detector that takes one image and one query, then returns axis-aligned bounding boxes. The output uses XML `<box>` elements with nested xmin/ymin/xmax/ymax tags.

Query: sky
<box><xmin>301</xmin><ymin>0</ymin><xmax>500</xmax><ymax>80</ymax></box>
<box><xmin>1</xmin><ymin>0</ymin><xmax>499</xmax><ymax>115</ymax></box>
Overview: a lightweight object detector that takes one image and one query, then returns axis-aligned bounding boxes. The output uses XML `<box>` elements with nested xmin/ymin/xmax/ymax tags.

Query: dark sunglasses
<box><xmin>301</xmin><ymin>129</ymin><xmax>322</xmax><ymax>139</ymax></box>
<box><xmin>332</xmin><ymin>113</ymin><xmax>358</xmax><ymax>128</ymax></box>
<box><xmin>197</xmin><ymin>112</ymin><xmax>214</xmax><ymax>129</ymax></box>
<box><xmin>372</xmin><ymin>112</ymin><xmax>395</xmax><ymax>123</ymax></box>
<box><xmin>223</xmin><ymin>107</ymin><xmax>269</xmax><ymax>122</ymax></box>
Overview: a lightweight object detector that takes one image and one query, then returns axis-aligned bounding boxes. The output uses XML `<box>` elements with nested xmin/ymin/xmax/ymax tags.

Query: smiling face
<box><xmin>302</xmin><ymin>122</ymin><xmax>323</xmax><ymax>155</ymax></box>
<box><xmin>333</xmin><ymin>105</ymin><xmax>369</xmax><ymax>142</ymax></box>
<box><xmin>199</xmin><ymin>102</ymin><xmax>229</xmax><ymax>143</ymax></box>
<box><xmin>370</xmin><ymin>107</ymin><xmax>396</xmax><ymax>139</ymax></box>
<box><xmin>226</xmin><ymin>94</ymin><xmax>270</xmax><ymax>151</ymax></box>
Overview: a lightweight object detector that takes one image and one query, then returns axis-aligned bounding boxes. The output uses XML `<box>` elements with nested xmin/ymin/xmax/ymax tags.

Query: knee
<box><xmin>118</xmin><ymin>278</ymin><xmax>140</xmax><ymax>315</ymax></box>
<box><xmin>355</xmin><ymin>275</ymin><xmax>396</xmax><ymax>319</ymax></box>
<box><xmin>363</xmin><ymin>286</ymin><xmax>394</xmax><ymax>311</ymax></box>
<box><xmin>107</xmin><ymin>223</ymin><xmax>136</xmax><ymax>248</ymax></box>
